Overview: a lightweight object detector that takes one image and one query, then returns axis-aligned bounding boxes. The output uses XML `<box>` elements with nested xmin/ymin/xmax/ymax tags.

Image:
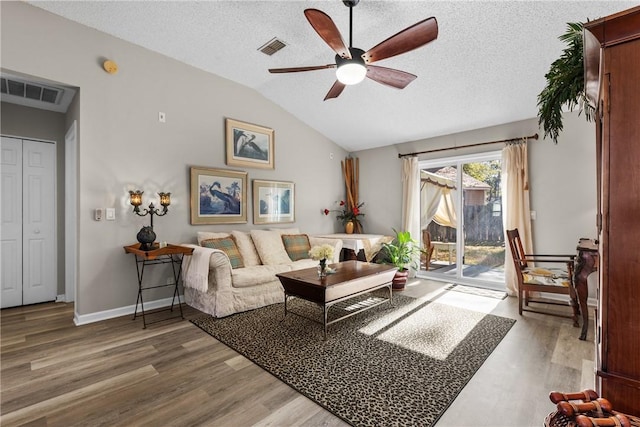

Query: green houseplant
<box><xmin>537</xmin><ymin>22</ymin><xmax>595</xmax><ymax>144</ymax></box>
<box><xmin>380</xmin><ymin>229</ymin><xmax>423</xmax><ymax>291</ymax></box>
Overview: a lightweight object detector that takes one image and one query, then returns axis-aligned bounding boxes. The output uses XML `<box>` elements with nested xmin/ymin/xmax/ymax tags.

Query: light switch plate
<box><xmin>106</xmin><ymin>208</ymin><xmax>115</xmax><ymax>220</ymax></box>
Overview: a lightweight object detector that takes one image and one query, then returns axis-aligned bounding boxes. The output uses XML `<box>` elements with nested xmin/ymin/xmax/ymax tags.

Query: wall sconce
<box><xmin>129</xmin><ymin>190</ymin><xmax>171</xmax><ymax>250</ymax></box>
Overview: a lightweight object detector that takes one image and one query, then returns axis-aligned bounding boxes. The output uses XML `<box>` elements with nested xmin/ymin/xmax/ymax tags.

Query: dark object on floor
<box><xmin>544</xmin><ymin>389</ymin><xmax>639</xmax><ymax>427</ymax></box>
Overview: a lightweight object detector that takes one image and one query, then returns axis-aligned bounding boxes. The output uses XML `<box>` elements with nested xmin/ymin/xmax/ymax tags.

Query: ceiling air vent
<box><xmin>258</xmin><ymin>37</ymin><xmax>287</xmax><ymax>56</ymax></box>
<box><xmin>1</xmin><ymin>77</ymin><xmax>63</xmax><ymax>105</ymax></box>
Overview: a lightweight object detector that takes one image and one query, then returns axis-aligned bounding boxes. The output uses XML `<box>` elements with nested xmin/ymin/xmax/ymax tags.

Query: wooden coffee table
<box><xmin>276</xmin><ymin>260</ymin><xmax>397</xmax><ymax>339</ymax></box>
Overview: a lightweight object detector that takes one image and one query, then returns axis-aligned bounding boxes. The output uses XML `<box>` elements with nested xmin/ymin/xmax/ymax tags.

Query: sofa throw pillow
<box><xmin>250</xmin><ymin>230</ymin><xmax>292</xmax><ymax>265</ymax></box>
<box><xmin>281</xmin><ymin>234</ymin><xmax>311</xmax><ymax>261</ymax></box>
<box><xmin>269</xmin><ymin>227</ymin><xmax>300</xmax><ymax>235</ymax></box>
<box><xmin>230</xmin><ymin>230</ymin><xmax>261</xmax><ymax>267</ymax></box>
<box><xmin>197</xmin><ymin>231</ymin><xmax>230</xmax><ymax>246</ymax></box>
<box><xmin>201</xmin><ymin>237</ymin><xmax>244</xmax><ymax>269</ymax></box>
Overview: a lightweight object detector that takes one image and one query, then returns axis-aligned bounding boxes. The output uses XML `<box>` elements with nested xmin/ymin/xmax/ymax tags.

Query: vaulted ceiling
<box><xmin>27</xmin><ymin>1</ymin><xmax>636</xmax><ymax>151</ymax></box>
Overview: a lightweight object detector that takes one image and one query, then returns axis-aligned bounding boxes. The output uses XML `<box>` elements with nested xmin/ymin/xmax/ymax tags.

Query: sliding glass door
<box><xmin>419</xmin><ymin>152</ymin><xmax>505</xmax><ymax>290</ymax></box>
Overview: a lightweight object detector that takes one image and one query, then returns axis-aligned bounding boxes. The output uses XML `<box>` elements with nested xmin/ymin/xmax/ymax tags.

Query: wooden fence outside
<box><xmin>426</xmin><ymin>203</ymin><xmax>504</xmax><ymax>245</ymax></box>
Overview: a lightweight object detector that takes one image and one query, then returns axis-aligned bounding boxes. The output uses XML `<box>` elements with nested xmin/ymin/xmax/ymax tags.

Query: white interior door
<box><xmin>22</xmin><ymin>140</ymin><xmax>56</xmax><ymax>304</ymax></box>
<box><xmin>1</xmin><ymin>137</ymin><xmax>23</xmax><ymax>308</ymax></box>
<box><xmin>1</xmin><ymin>136</ymin><xmax>56</xmax><ymax>308</ymax></box>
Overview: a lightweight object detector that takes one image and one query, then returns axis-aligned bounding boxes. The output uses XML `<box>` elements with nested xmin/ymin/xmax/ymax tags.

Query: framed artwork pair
<box><xmin>190</xmin><ymin>167</ymin><xmax>294</xmax><ymax>225</ymax></box>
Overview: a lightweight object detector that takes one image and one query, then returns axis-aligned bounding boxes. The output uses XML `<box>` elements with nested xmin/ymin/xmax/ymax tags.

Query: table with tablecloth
<box><xmin>314</xmin><ymin>233</ymin><xmax>393</xmax><ymax>262</ymax></box>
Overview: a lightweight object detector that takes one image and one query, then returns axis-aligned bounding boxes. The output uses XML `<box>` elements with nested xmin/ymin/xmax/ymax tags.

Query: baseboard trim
<box><xmin>73</xmin><ymin>295</ymin><xmax>184</xmax><ymax>326</ymax></box>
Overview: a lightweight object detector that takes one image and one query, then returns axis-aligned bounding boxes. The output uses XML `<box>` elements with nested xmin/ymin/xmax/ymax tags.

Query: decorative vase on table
<box><xmin>345</xmin><ymin>221</ymin><xmax>354</xmax><ymax>234</ymax></box>
<box><xmin>136</xmin><ymin>226</ymin><xmax>156</xmax><ymax>251</ymax></box>
<box><xmin>317</xmin><ymin>258</ymin><xmax>328</xmax><ymax>278</ymax></box>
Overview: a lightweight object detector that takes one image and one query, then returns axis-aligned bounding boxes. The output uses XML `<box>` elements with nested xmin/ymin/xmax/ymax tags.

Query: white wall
<box><xmin>353</xmin><ymin>112</ymin><xmax>598</xmax><ymax>256</ymax></box>
<box><xmin>1</xmin><ymin>2</ymin><xmax>348</xmax><ymax>317</ymax></box>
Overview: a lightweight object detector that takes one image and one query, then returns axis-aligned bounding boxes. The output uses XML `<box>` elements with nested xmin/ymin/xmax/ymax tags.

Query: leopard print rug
<box><xmin>191</xmin><ymin>292</ymin><xmax>515</xmax><ymax>427</ymax></box>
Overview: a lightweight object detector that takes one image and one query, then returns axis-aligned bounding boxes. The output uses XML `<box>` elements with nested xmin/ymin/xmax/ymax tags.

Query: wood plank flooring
<box><xmin>1</xmin><ymin>279</ymin><xmax>594</xmax><ymax>426</ymax></box>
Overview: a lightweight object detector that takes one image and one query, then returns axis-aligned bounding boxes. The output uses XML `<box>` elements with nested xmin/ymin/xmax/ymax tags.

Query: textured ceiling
<box><xmin>27</xmin><ymin>1</ymin><xmax>636</xmax><ymax>151</ymax></box>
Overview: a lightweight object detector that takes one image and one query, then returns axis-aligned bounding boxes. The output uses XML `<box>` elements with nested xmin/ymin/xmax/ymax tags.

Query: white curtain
<box><xmin>402</xmin><ymin>157</ymin><xmax>421</xmax><ymax>273</ymax></box>
<box><xmin>433</xmin><ymin>189</ymin><xmax>457</xmax><ymax>227</ymax></box>
<box><xmin>420</xmin><ymin>170</ymin><xmax>457</xmax><ymax>229</ymax></box>
<box><xmin>421</xmin><ymin>182</ymin><xmax>444</xmax><ymax>227</ymax></box>
<box><xmin>501</xmin><ymin>141</ymin><xmax>533</xmax><ymax>295</ymax></box>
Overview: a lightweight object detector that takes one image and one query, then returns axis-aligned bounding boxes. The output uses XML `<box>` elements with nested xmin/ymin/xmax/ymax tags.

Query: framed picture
<box><xmin>226</xmin><ymin>118</ymin><xmax>274</xmax><ymax>169</ymax></box>
<box><xmin>252</xmin><ymin>179</ymin><xmax>295</xmax><ymax>224</ymax></box>
<box><xmin>190</xmin><ymin>167</ymin><xmax>248</xmax><ymax>225</ymax></box>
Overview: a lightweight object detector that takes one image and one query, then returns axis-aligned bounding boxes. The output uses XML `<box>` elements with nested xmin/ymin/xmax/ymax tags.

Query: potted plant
<box><xmin>379</xmin><ymin>229</ymin><xmax>423</xmax><ymax>291</ymax></box>
<box><xmin>323</xmin><ymin>200</ymin><xmax>365</xmax><ymax>234</ymax></box>
<box><xmin>537</xmin><ymin>22</ymin><xmax>595</xmax><ymax>144</ymax></box>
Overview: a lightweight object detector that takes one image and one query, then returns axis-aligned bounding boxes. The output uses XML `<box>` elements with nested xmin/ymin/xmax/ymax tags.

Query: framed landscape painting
<box><xmin>252</xmin><ymin>179</ymin><xmax>295</xmax><ymax>224</ymax></box>
<box><xmin>190</xmin><ymin>166</ymin><xmax>247</xmax><ymax>225</ymax></box>
<box><xmin>226</xmin><ymin>118</ymin><xmax>274</xmax><ymax>169</ymax></box>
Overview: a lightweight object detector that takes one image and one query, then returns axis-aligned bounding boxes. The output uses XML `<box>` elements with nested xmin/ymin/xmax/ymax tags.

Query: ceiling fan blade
<box><xmin>269</xmin><ymin>64</ymin><xmax>336</xmax><ymax>74</ymax></box>
<box><xmin>366</xmin><ymin>65</ymin><xmax>417</xmax><ymax>89</ymax></box>
<box><xmin>304</xmin><ymin>9</ymin><xmax>351</xmax><ymax>59</ymax></box>
<box><xmin>324</xmin><ymin>80</ymin><xmax>346</xmax><ymax>101</ymax></box>
<box><xmin>363</xmin><ymin>17</ymin><xmax>438</xmax><ymax>64</ymax></box>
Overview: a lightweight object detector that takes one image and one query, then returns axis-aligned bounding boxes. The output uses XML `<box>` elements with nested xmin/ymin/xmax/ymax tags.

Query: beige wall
<box><xmin>1</xmin><ymin>102</ymin><xmax>68</xmax><ymax>296</ymax></box>
<box><xmin>1</xmin><ymin>2</ymin><xmax>348</xmax><ymax>317</ymax></box>
<box><xmin>354</xmin><ymin>111</ymin><xmax>598</xmax><ymax>256</ymax></box>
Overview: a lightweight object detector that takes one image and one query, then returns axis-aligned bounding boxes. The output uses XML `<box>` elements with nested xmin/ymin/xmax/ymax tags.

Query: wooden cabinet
<box><xmin>584</xmin><ymin>5</ymin><xmax>640</xmax><ymax>416</ymax></box>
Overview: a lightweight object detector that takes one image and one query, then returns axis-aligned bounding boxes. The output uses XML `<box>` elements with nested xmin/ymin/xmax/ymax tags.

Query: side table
<box><xmin>124</xmin><ymin>243</ymin><xmax>194</xmax><ymax>328</ymax></box>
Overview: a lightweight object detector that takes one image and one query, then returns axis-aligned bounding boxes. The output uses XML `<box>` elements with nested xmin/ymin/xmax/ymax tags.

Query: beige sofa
<box><xmin>182</xmin><ymin>228</ymin><xmax>342</xmax><ymax>317</ymax></box>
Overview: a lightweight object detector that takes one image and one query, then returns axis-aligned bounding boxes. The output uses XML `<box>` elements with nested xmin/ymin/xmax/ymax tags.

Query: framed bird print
<box><xmin>190</xmin><ymin>166</ymin><xmax>248</xmax><ymax>224</ymax></box>
<box><xmin>225</xmin><ymin>118</ymin><xmax>275</xmax><ymax>169</ymax></box>
<box><xmin>252</xmin><ymin>179</ymin><xmax>295</xmax><ymax>224</ymax></box>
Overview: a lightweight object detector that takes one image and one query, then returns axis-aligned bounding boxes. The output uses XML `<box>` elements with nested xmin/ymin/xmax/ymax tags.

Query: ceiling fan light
<box><xmin>336</xmin><ymin>62</ymin><xmax>367</xmax><ymax>85</ymax></box>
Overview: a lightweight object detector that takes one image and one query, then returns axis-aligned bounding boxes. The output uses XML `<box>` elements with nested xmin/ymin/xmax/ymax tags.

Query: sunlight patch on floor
<box><xmin>373</xmin><ymin>302</ymin><xmax>485</xmax><ymax>360</ymax></box>
<box><xmin>357</xmin><ymin>284</ymin><xmax>504</xmax><ymax>359</ymax></box>
<box><xmin>435</xmin><ymin>291</ymin><xmax>501</xmax><ymax>314</ymax></box>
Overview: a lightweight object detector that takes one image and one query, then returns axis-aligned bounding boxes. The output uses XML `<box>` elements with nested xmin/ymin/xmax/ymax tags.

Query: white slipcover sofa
<box><xmin>182</xmin><ymin>229</ymin><xmax>342</xmax><ymax>317</ymax></box>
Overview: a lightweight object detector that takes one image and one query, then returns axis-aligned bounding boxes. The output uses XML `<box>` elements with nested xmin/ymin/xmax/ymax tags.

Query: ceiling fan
<box><xmin>268</xmin><ymin>0</ymin><xmax>438</xmax><ymax>101</ymax></box>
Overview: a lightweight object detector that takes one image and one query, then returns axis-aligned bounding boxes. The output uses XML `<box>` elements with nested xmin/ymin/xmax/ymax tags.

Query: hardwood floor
<box><xmin>1</xmin><ymin>280</ymin><xmax>594</xmax><ymax>426</ymax></box>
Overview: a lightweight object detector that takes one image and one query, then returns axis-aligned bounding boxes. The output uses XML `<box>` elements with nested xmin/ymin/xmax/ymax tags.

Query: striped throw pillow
<box><xmin>201</xmin><ymin>237</ymin><xmax>245</xmax><ymax>269</ymax></box>
<box><xmin>281</xmin><ymin>234</ymin><xmax>311</xmax><ymax>261</ymax></box>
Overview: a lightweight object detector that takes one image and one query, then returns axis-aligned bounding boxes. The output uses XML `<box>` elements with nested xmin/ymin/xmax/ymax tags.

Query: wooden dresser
<box><xmin>584</xmin><ymin>5</ymin><xmax>640</xmax><ymax>416</ymax></box>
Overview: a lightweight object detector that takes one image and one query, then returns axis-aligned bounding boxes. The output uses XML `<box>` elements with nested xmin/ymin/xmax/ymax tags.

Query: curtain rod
<box><xmin>397</xmin><ymin>133</ymin><xmax>539</xmax><ymax>158</ymax></box>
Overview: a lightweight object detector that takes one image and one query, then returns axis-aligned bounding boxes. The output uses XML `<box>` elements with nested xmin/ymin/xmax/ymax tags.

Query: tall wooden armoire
<box><xmin>584</xmin><ymin>6</ymin><xmax>640</xmax><ymax>416</ymax></box>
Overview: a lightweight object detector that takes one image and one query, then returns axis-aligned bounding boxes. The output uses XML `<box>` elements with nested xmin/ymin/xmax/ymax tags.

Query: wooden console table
<box><xmin>574</xmin><ymin>238</ymin><xmax>598</xmax><ymax>341</ymax></box>
<box><xmin>124</xmin><ymin>243</ymin><xmax>194</xmax><ymax>328</ymax></box>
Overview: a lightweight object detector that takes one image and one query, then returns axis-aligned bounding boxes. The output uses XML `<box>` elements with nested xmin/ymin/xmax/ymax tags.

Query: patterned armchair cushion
<box><xmin>522</xmin><ymin>267</ymin><xmax>570</xmax><ymax>287</ymax></box>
